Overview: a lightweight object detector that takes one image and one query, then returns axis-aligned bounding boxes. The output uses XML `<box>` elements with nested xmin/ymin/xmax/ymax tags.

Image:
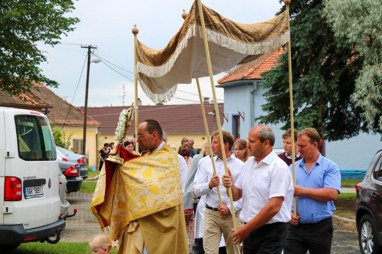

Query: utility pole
<box><xmin>81</xmin><ymin>45</ymin><xmax>97</xmax><ymax>156</ymax></box>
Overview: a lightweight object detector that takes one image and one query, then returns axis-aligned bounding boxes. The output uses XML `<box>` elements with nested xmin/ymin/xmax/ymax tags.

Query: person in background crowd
<box><xmin>189</xmin><ymin>138</ymin><xmax>198</xmax><ymax>158</ymax></box>
<box><xmin>278</xmin><ymin>128</ymin><xmax>301</xmax><ymax>166</ymax></box>
<box><xmin>180</xmin><ymin>137</ymin><xmax>189</xmax><ymax>147</ymax></box>
<box><xmin>183</xmin><ymin>143</ymin><xmax>210</xmax><ymax>254</ymax></box>
<box><xmin>234</xmin><ymin>139</ymin><xmax>249</xmax><ymax>162</ymax></box>
<box><xmin>123</xmin><ymin>139</ymin><xmax>134</xmax><ymax>152</ymax></box>
<box><xmin>179</xmin><ymin>146</ymin><xmax>192</xmax><ymax>168</ymax></box>
<box><xmin>98</xmin><ymin>143</ymin><xmax>110</xmax><ymax>171</ymax></box>
<box><xmin>193</xmin><ymin>130</ymin><xmax>244</xmax><ymax>254</ymax></box>
<box><xmin>222</xmin><ymin>125</ymin><xmax>294</xmax><ymax>254</ymax></box>
<box><xmin>109</xmin><ymin>142</ymin><xmax>115</xmax><ymax>151</ymax></box>
<box><xmin>89</xmin><ymin>233</ymin><xmax>112</xmax><ymax>254</ymax></box>
<box><xmin>284</xmin><ymin>128</ymin><xmax>341</xmax><ymax>254</ymax></box>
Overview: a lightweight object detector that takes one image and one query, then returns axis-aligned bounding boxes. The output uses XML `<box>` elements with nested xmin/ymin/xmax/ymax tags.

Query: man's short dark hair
<box><xmin>144</xmin><ymin>119</ymin><xmax>163</xmax><ymax>139</ymax></box>
<box><xmin>213</xmin><ymin>130</ymin><xmax>234</xmax><ymax>150</ymax></box>
<box><xmin>282</xmin><ymin>128</ymin><xmax>299</xmax><ymax>141</ymax></box>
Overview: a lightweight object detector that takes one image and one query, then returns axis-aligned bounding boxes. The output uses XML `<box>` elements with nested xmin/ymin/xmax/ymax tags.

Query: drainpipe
<box><xmin>250</xmin><ymin>81</ymin><xmax>258</xmax><ymax>126</ymax></box>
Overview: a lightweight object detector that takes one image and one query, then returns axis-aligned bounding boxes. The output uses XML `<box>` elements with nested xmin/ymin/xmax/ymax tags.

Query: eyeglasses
<box><xmin>137</xmin><ymin>134</ymin><xmax>145</xmax><ymax>139</ymax></box>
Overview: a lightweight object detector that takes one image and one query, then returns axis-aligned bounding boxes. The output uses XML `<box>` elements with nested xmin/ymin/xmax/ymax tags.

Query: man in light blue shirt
<box><xmin>284</xmin><ymin>128</ymin><xmax>341</xmax><ymax>254</ymax></box>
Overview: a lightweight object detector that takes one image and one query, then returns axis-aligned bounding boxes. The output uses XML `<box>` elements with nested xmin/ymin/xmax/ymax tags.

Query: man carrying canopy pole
<box><xmin>222</xmin><ymin>125</ymin><xmax>294</xmax><ymax>254</ymax></box>
<box><xmin>195</xmin><ymin>0</ymin><xmax>239</xmax><ymax>226</ymax></box>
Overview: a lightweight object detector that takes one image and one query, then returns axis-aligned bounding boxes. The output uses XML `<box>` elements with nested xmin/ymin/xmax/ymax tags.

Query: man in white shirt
<box><xmin>193</xmin><ymin>130</ymin><xmax>243</xmax><ymax>254</ymax></box>
<box><xmin>222</xmin><ymin>125</ymin><xmax>294</xmax><ymax>254</ymax></box>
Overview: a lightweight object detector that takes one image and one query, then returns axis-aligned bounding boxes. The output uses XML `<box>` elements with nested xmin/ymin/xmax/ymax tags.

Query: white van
<box><xmin>0</xmin><ymin>107</ymin><xmax>65</xmax><ymax>250</ymax></box>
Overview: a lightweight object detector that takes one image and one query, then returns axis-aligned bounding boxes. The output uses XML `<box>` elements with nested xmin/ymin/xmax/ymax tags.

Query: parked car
<box><xmin>355</xmin><ymin>149</ymin><xmax>382</xmax><ymax>254</ymax></box>
<box><xmin>58</xmin><ymin>171</ymin><xmax>77</xmax><ymax>219</ymax></box>
<box><xmin>58</xmin><ymin>161</ymin><xmax>83</xmax><ymax>193</ymax></box>
<box><xmin>57</xmin><ymin>146</ymin><xmax>88</xmax><ymax>180</ymax></box>
<box><xmin>0</xmin><ymin>107</ymin><xmax>65</xmax><ymax>250</ymax></box>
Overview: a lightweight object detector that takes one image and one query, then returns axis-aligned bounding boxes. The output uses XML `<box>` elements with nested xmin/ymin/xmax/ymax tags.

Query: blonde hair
<box><xmin>234</xmin><ymin>139</ymin><xmax>249</xmax><ymax>161</ymax></box>
<box><xmin>89</xmin><ymin>234</ymin><xmax>112</xmax><ymax>252</ymax></box>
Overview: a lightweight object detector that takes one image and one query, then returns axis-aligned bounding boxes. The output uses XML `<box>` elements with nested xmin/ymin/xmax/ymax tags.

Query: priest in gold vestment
<box><xmin>91</xmin><ymin>119</ymin><xmax>189</xmax><ymax>254</ymax></box>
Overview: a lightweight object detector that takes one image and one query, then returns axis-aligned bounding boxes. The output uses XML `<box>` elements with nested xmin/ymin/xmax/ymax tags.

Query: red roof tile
<box><xmin>86</xmin><ymin>103</ymin><xmax>224</xmax><ymax>135</ymax></box>
<box><xmin>218</xmin><ymin>48</ymin><xmax>284</xmax><ymax>84</ymax></box>
<box><xmin>0</xmin><ymin>83</ymin><xmax>100</xmax><ymax>127</ymax></box>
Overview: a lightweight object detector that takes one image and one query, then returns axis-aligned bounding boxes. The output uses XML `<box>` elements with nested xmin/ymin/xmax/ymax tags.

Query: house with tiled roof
<box><xmin>86</xmin><ymin>103</ymin><xmax>224</xmax><ymax>151</ymax></box>
<box><xmin>0</xmin><ymin>83</ymin><xmax>101</xmax><ymax>167</ymax></box>
<box><xmin>217</xmin><ymin>48</ymin><xmax>285</xmax><ymax>147</ymax></box>
<box><xmin>218</xmin><ymin>48</ymin><xmax>381</xmax><ymax>172</ymax></box>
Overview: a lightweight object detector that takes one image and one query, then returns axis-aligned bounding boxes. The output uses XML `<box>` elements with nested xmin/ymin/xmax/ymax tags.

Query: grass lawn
<box><xmin>335</xmin><ymin>192</ymin><xmax>356</xmax><ymax>218</ymax></box>
<box><xmin>80</xmin><ymin>181</ymin><xmax>96</xmax><ymax>192</ymax></box>
<box><xmin>9</xmin><ymin>242</ymin><xmax>117</xmax><ymax>254</ymax></box>
<box><xmin>81</xmin><ymin>169</ymin><xmax>98</xmax><ymax>193</ymax></box>
<box><xmin>341</xmin><ymin>178</ymin><xmax>361</xmax><ymax>187</ymax></box>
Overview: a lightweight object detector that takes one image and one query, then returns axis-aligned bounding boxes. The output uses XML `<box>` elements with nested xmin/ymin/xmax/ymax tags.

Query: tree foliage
<box><xmin>52</xmin><ymin>128</ymin><xmax>71</xmax><ymax>149</ymax></box>
<box><xmin>0</xmin><ymin>0</ymin><xmax>79</xmax><ymax>95</ymax></box>
<box><xmin>258</xmin><ymin>0</ymin><xmax>371</xmax><ymax>141</ymax></box>
<box><xmin>323</xmin><ymin>0</ymin><xmax>382</xmax><ymax>131</ymax></box>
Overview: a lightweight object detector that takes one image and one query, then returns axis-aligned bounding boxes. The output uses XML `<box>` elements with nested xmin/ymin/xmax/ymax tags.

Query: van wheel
<box><xmin>358</xmin><ymin>214</ymin><xmax>381</xmax><ymax>254</ymax></box>
<box><xmin>2</xmin><ymin>243</ymin><xmax>20</xmax><ymax>251</ymax></box>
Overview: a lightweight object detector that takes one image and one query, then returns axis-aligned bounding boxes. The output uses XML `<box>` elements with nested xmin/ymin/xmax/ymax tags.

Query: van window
<box><xmin>15</xmin><ymin>115</ymin><xmax>56</xmax><ymax>161</ymax></box>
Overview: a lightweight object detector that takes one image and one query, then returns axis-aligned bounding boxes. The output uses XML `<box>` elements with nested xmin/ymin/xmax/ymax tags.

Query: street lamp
<box><xmin>81</xmin><ymin>45</ymin><xmax>98</xmax><ymax>156</ymax></box>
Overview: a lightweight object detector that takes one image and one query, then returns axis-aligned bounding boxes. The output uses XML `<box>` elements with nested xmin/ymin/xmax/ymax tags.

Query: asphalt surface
<box><xmin>61</xmin><ymin>191</ymin><xmax>360</xmax><ymax>253</ymax></box>
<box><xmin>60</xmin><ymin>192</ymin><xmax>103</xmax><ymax>243</ymax></box>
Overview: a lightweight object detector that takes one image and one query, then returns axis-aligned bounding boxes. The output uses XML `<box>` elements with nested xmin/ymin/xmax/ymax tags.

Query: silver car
<box><xmin>56</xmin><ymin>146</ymin><xmax>88</xmax><ymax>180</ymax></box>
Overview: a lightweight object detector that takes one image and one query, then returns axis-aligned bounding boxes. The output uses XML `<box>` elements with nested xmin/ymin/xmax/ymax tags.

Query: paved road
<box><xmin>332</xmin><ymin>216</ymin><xmax>359</xmax><ymax>254</ymax></box>
<box><xmin>60</xmin><ymin>192</ymin><xmax>103</xmax><ymax>243</ymax></box>
<box><xmin>61</xmin><ymin>192</ymin><xmax>360</xmax><ymax>253</ymax></box>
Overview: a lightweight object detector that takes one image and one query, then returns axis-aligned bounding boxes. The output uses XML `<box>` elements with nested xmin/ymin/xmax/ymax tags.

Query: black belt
<box><xmin>205</xmin><ymin>204</ymin><xmax>219</xmax><ymax>211</ymax></box>
<box><xmin>300</xmin><ymin>217</ymin><xmax>332</xmax><ymax>225</ymax></box>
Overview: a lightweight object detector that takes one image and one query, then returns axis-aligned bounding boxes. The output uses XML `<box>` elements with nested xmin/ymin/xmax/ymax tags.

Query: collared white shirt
<box><xmin>178</xmin><ymin>154</ymin><xmax>188</xmax><ymax>193</ymax></box>
<box><xmin>236</xmin><ymin>151</ymin><xmax>294</xmax><ymax>224</ymax></box>
<box><xmin>193</xmin><ymin>153</ymin><xmax>243</xmax><ymax>211</ymax></box>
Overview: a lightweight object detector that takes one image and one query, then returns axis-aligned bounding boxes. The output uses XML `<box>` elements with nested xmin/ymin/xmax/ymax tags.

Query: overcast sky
<box><xmin>38</xmin><ymin>0</ymin><xmax>283</xmax><ymax>107</ymax></box>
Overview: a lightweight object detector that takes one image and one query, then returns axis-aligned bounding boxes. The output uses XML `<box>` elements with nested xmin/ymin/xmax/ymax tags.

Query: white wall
<box><xmin>326</xmin><ymin>133</ymin><xmax>382</xmax><ymax>170</ymax></box>
<box><xmin>222</xmin><ymin>80</ymin><xmax>382</xmax><ymax>171</ymax></box>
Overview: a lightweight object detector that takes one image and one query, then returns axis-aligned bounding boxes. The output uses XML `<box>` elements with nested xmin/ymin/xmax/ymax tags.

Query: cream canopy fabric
<box><xmin>136</xmin><ymin>1</ymin><xmax>289</xmax><ymax>103</ymax></box>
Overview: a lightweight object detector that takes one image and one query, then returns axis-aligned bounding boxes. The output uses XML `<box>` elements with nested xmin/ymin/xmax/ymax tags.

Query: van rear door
<box><xmin>3</xmin><ymin>110</ymin><xmax>61</xmax><ymax>229</ymax></box>
<box><xmin>0</xmin><ymin>109</ymin><xmax>5</xmax><ymax>225</ymax></box>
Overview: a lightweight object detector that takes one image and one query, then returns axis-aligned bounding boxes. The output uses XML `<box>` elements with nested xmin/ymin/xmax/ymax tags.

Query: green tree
<box><xmin>258</xmin><ymin>0</ymin><xmax>369</xmax><ymax>141</ymax></box>
<box><xmin>0</xmin><ymin>0</ymin><xmax>79</xmax><ymax>94</ymax></box>
<box><xmin>323</xmin><ymin>0</ymin><xmax>382</xmax><ymax>131</ymax></box>
<box><xmin>52</xmin><ymin>128</ymin><xmax>71</xmax><ymax>149</ymax></box>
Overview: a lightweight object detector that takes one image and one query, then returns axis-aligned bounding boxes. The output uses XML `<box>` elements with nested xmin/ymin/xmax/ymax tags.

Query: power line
<box><xmin>60</xmin><ymin>54</ymin><xmax>88</xmax><ymax>130</ymax></box>
<box><xmin>93</xmin><ymin>53</ymin><xmax>134</xmax><ymax>82</ymax></box>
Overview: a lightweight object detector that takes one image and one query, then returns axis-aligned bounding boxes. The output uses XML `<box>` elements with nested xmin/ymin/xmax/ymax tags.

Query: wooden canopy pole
<box><xmin>182</xmin><ymin>9</ymin><xmax>223</xmax><ymax>206</ymax></box>
<box><xmin>196</xmin><ymin>3</ymin><xmax>240</xmax><ymax>253</ymax></box>
<box><xmin>132</xmin><ymin>25</ymin><xmax>139</xmax><ymax>153</ymax></box>
<box><xmin>195</xmin><ymin>78</ymin><xmax>223</xmax><ymax>205</ymax></box>
<box><xmin>285</xmin><ymin>0</ymin><xmax>297</xmax><ymax>215</ymax></box>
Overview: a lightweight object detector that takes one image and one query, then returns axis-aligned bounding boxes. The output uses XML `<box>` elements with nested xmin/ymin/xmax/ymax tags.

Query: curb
<box><xmin>333</xmin><ymin>214</ymin><xmax>355</xmax><ymax>224</ymax></box>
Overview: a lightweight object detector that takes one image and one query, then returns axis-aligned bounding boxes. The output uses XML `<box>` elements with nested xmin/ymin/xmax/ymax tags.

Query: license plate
<box><xmin>24</xmin><ymin>186</ymin><xmax>43</xmax><ymax>199</ymax></box>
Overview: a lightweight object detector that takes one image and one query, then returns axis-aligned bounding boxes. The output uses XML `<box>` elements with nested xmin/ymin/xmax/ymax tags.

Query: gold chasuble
<box><xmin>91</xmin><ymin>144</ymin><xmax>189</xmax><ymax>254</ymax></box>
